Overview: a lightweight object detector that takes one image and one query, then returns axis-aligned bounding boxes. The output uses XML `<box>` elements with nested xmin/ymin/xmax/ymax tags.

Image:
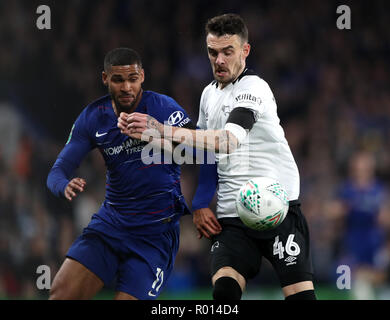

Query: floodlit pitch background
<box><xmin>0</xmin><ymin>0</ymin><xmax>389</xmax><ymax>300</ymax></box>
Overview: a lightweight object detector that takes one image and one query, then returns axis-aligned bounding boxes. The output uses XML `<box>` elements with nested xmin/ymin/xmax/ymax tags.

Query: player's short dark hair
<box><xmin>205</xmin><ymin>13</ymin><xmax>248</xmax><ymax>43</ymax></box>
<box><xmin>104</xmin><ymin>48</ymin><xmax>142</xmax><ymax>72</ymax></box>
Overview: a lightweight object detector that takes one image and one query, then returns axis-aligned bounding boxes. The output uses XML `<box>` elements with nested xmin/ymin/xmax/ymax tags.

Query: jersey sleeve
<box><xmin>46</xmin><ymin>110</ymin><xmax>94</xmax><ymax>198</ymax></box>
<box><xmin>224</xmin><ymin>107</ymin><xmax>257</xmax><ymax>143</ymax></box>
<box><xmin>192</xmin><ymin>160</ymin><xmax>218</xmax><ymax>211</ymax></box>
<box><xmin>232</xmin><ymin>76</ymin><xmax>274</xmax><ymax>120</ymax></box>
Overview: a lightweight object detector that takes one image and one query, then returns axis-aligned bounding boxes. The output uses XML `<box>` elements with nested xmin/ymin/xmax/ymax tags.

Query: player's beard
<box><xmin>112</xmin><ymin>89</ymin><xmax>141</xmax><ymax>115</ymax></box>
<box><xmin>214</xmin><ymin>60</ymin><xmax>243</xmax><ymax>86</ymax></box>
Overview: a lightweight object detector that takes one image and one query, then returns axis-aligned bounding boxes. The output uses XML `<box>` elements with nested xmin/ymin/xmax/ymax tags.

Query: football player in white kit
<box><xmin>118</xmin><ymin>13</ymin><xmax>316</xmax><ymax>300</ymax></box>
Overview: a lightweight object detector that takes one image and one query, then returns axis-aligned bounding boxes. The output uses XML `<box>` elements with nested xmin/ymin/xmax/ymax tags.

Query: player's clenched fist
<box><xmin>117</xmin><ymin>112</ymin><xmax>130</xmax><ymax>134</ymax></box>
<box><xmin>126</xmin><ymin>112</ymin><xmax>151</xmax><ymax>132</ymax></box>
<box><xmin>118</xmin><ymin>112</ymin><xmax>144</xmax><ymax>140</ymax></box>
<box><xmin>65</xmin><ymin>178</ymin><xmax>86</xmax><ymax>201</ymax></box>
<box><xmin>118</xmin><ymin>112</ymin><xmax>163</xmax><ymax>141</ymax></box>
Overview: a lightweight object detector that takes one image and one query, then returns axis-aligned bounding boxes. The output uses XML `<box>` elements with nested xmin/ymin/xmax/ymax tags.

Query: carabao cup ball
<box><xmin>236</xmin><ymin>177</ymin><xmax>289</xmax><ymax>231</ymax></box>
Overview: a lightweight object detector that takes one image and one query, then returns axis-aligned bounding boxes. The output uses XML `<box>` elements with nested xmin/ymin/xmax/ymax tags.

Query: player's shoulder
<box><xmin>200</xmin><ymin>80</ymin><xmax>219</xmax><ymax>103</ymax></box>
<box><xmin>203</xmin><ymin>80</ymin><xmax>218</xmax><ymax>93</ymax></box>
<box><xmin>233</xmin><ymin>69</ymin><xmax>275</xmax><ymax>104</ymax></box>
<box><xmin>233</xmin><ymin>68</ymin><xmax>270</xmax><ymax>90</ymax></box>
<box><xmin>71</xmin><ymin>95</ymin><xmax>112</xmax><ymax>136</ymax></box>
<box><xmin>145</xmin><ymin>91</ymin><xmax>192</xmax><ymax>126</ymax></box>
<box><xmin>83</xmin><ymin>94</ymin><xmax>112</xmax><ymax>116</ymax></box>
<box><xmin>72</xmin><ymin>95</ymin><xmax>111</xmax><ymax>128</ymax></box>
<box><xmin>145</xmin><ymin>90</ymin><xmax>184</xmax><ymax>112</ymax></box>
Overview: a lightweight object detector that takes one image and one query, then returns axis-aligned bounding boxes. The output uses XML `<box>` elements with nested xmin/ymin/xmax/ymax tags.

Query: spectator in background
<box><xmin>332</xmin><ymin>150</ymin><xmax>388</xmax><ymax>299</ymax></box>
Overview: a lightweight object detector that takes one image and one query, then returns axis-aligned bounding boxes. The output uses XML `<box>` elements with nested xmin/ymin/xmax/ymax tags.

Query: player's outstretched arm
<box><xmin>119</xmin><ymin>112</ymin><xmax>240</xmax><ymax>154</ymax></box>
<box><xmin>47</xmin><ymin>112</ymin><xmax>93</xmax><ymax>200</ymax></box>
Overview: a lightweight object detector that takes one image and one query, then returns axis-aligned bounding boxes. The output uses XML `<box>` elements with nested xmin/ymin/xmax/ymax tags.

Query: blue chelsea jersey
<box><xmin>338</xmin><ymin>179</ymin><xmax>386</xmax><ymax>265</ymax></box>
<box><xmin>48</xmin><ymin>91</ymin><xmax>193</xmax><ymax>234</ymax></box>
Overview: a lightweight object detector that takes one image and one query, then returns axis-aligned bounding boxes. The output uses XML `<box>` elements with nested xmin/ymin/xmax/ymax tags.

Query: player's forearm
<box><xmin>146</xmin><ymin>137</ymin><xmax>174</xmax><ymax>153</ymax></box>
<box><xmin>126</xmin><ymin>113</ymin><xmax>239</xmax><ymax>153</ymax></box>
<box><xmin>47</xmin><ymin>150</ymin><xmax>83</xmax><ymax>198</ymax></box>
<box><xmin>160</xmin><ymin>125</ymin><xmax>239</xmax><ymax>154</ymax></box>
<box><xmin>192</xmin><ymin>161</ymin><xmax>218</xmax><ymax>211</ymax></box>
<box><xmin>47</xmin><ymin>160</ymin><xmax>71</xmax><ymax>198</ymax></box>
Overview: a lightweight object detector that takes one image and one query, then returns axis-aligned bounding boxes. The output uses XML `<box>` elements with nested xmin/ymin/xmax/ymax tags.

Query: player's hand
<box><xmin>64</xmin><ymin>178</ymin><xmax>86</xmax><ymax>201</ymax></box>
<box><xmin>126</xmin><ymin>112</ymin><xmax>164</xmax><ymax>137</ymax></box>
<box><xmin>193</xmin><ymin>208</ymin><xmax>222</xmax><ymax>239</ymax></box>
<box><xmin>117</xmin><ymin>112</ymin><xmax>129</xmax><ymax>132</ymax></box>
<box><xmin>118</xmin><ymin>112</ymin><xmax>160</xmax><ymax>141</ymax></box>
<box><xmin>117</xmin><ymin>112</ymin><xmax>141</xmax><ymax>139</ymax></box>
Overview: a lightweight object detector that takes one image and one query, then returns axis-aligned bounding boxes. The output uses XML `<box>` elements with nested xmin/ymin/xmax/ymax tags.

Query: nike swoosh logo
<box><xmin>96</xmin><ymin>131</ymin><xmax>108</xmax><ymax>137</ymax></box>
<box><xmin>148</xmin><ymin>291</ymin><xmax>157</xmax><ymax>297</ymax></box>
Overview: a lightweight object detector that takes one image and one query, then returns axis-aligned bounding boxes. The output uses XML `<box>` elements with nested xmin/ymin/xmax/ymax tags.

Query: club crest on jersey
<box><xmin>222</xmin><ymin>105</ymin><xmax>233</xmax><ymax>116</ymax></box>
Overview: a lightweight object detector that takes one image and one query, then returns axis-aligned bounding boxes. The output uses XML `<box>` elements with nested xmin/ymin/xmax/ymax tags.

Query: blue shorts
<box><xmin>66</xmin><ymin>218</ymin><xmax>180</xmax><ymax>300</ymax></box>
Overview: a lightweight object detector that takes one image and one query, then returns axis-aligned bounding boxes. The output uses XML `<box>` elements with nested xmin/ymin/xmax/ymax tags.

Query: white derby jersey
<box><xmin>197</xmin><ymin>69</ymin><xmax>300</xmax><ymax>218</ymax></box>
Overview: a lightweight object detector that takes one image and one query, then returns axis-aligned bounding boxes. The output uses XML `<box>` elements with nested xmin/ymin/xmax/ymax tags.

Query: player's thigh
<box><xmin>261</xmin><ymin>204</ymin><xmax>314</xmax><ymax>292</ymax></box>
<box><xmin>210</xmin><ymin>223</ymin><xmax>261</xmax><ymax>291</ymax></box>
<box><xmin>116</xmin><ymin>223</ymin><xmax>180</xmax><ymax>300</ymax></box>
<box><xmin>50</xmin><ymin>258</ymin><xmax>104</xmax><ymax>300</ymax></box>
<box><xmin>51</xmin><ymin>230</ymin><xmax>119</xmax><ymax>299</ymax></box>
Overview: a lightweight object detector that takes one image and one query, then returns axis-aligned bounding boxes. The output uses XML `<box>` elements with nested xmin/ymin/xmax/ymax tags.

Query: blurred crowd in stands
<box><xmin>0</xmin><ymin>0</ymin><xmax>390</xmax><ymax>299</ymax></box>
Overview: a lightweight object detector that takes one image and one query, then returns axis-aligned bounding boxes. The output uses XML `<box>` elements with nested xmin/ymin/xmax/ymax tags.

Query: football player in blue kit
<box><xmin>46</xmin><ymin>48</ymin><xmax>194</xmax><ymax>300</ymax></box>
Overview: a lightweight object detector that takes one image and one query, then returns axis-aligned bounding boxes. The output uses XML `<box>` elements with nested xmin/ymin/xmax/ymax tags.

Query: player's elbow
<box><xmin>46</xmin><ymin>169</ymin><xmax>54</xmax><ymax>191</ymax></box>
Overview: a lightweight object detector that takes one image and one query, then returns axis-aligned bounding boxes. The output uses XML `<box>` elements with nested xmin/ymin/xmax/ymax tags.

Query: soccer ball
<box><xmin>236</xmin><ymin>177</ymin><xmax>289</xmax><ymax>231</ymax></box>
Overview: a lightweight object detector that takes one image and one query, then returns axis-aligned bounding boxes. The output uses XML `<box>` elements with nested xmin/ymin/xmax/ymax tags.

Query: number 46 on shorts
<box><xmin>273</xmin><ymin>234</ymin><xmax>301</xmax><ymax>260</ymax></box>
